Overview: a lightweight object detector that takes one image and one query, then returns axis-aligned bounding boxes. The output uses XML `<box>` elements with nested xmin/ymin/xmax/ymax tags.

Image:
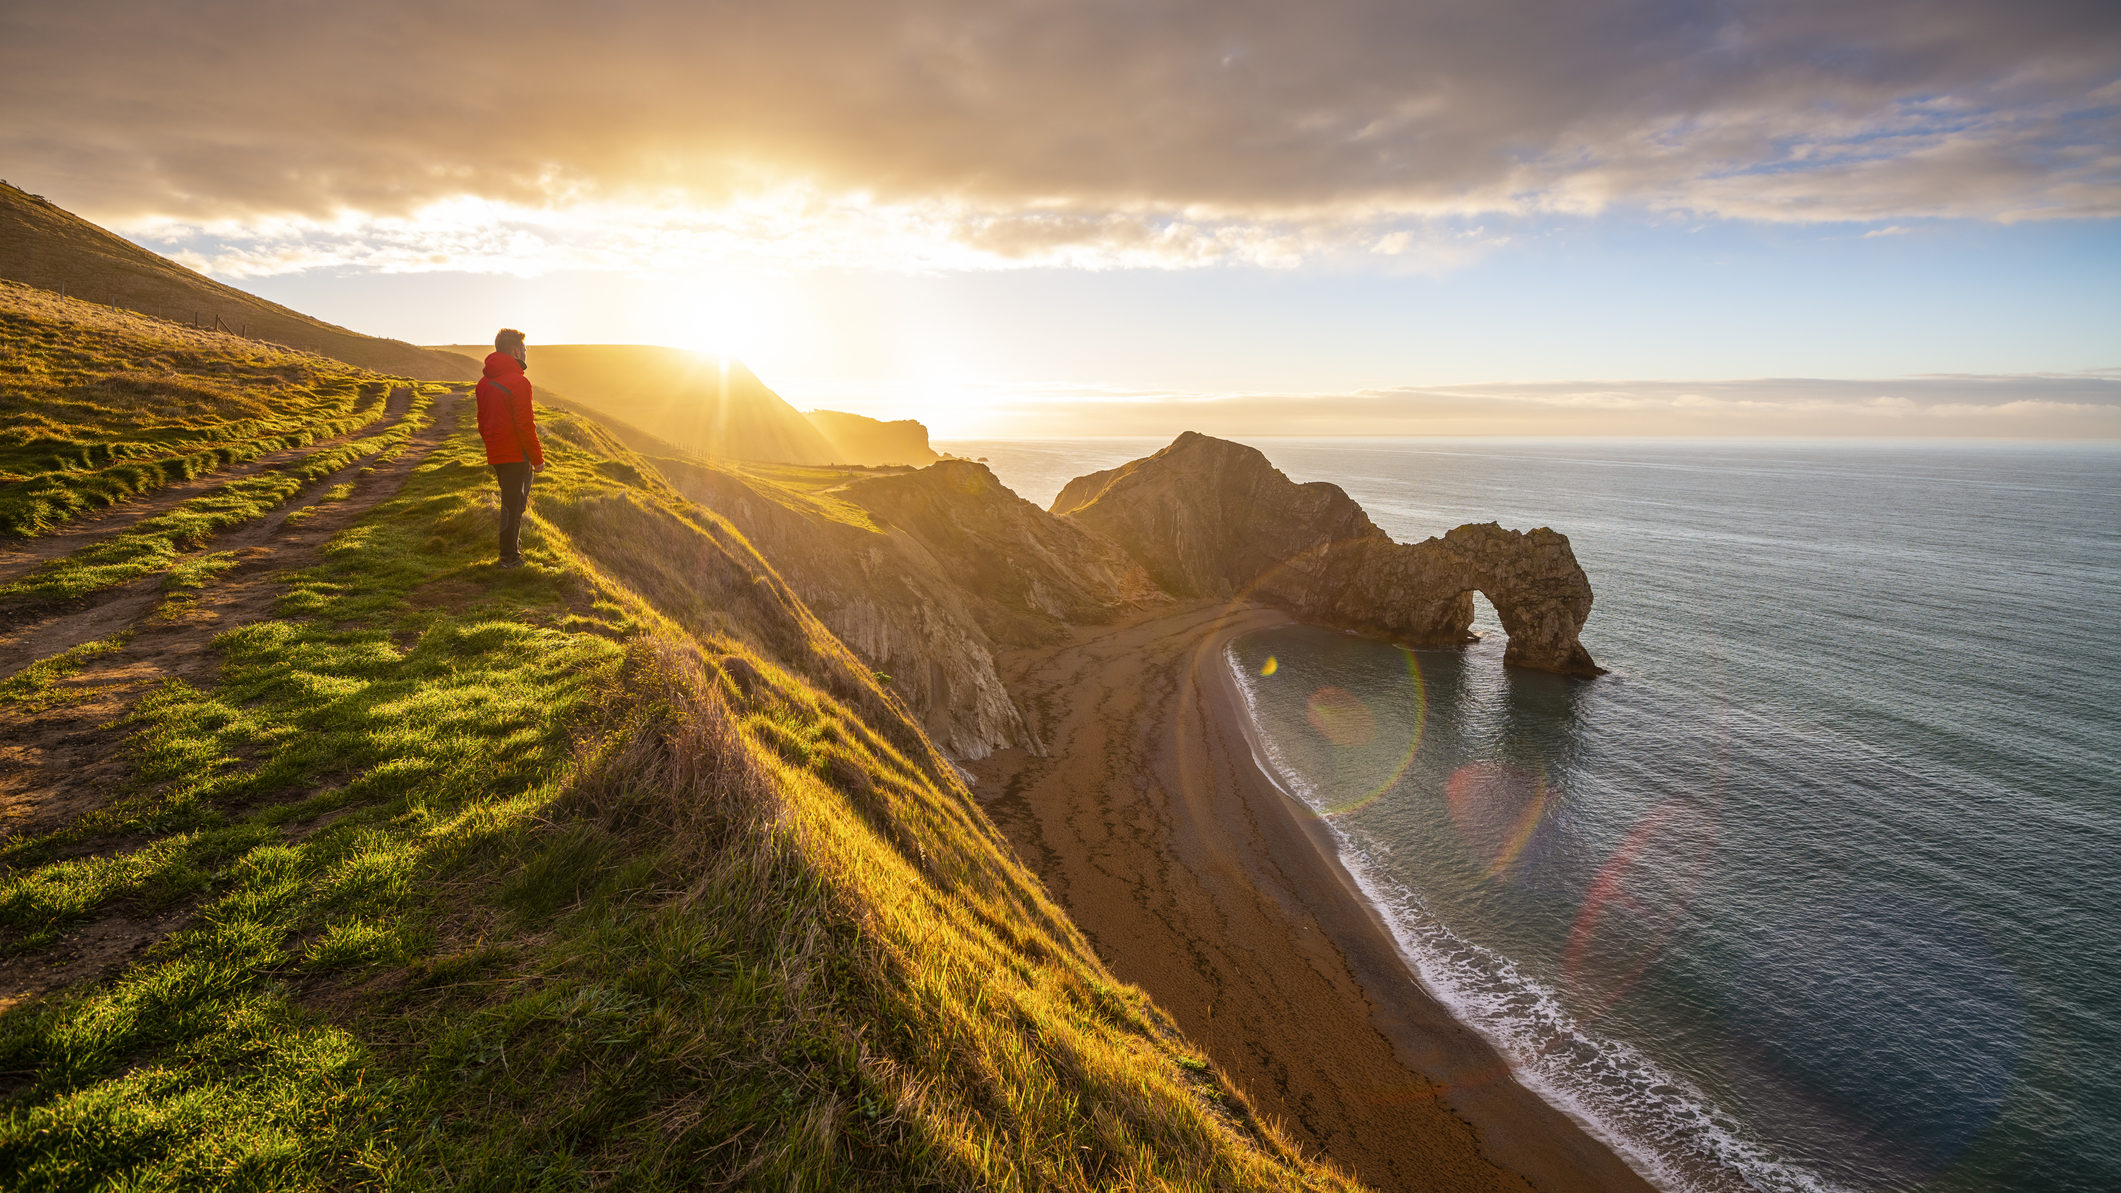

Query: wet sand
<box><xmin>967</xmin><ymin>601</ymin><xmax>1656</xmax><ymax>1193</ymax></box>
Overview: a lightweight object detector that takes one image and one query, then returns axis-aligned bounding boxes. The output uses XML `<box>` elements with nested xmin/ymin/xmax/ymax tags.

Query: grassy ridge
<box><xmin>0</xmin><ymin>185</ymin><xmax>477</xmax><ymax>384</ymax></box>
<box><xmin>0</xmin><ymin>371</ymin><xmax>1355</xmax><ymax>1187</ymax></box>
<box><xmin>0</xmin><ymin>281</ymin><xmax>390</xmax><ymax>537</ymax></box>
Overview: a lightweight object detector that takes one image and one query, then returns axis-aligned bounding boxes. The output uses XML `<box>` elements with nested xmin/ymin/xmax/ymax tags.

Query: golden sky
<box><xmin>4</xmin><ymin>0</ymin><xmax>2118</xmax><ymax>436</ymax></box>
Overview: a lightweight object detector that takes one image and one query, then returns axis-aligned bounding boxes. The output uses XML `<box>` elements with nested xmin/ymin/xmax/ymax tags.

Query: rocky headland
<box><xmin>1053</xmin><ymin>431</ymin><xmax>1602</xmax><ymax>676</ymax></box>
<box><xmin>665</xmin><ymin>431</ymin><xmax>1602</xmax><ymax>759</ymax></box>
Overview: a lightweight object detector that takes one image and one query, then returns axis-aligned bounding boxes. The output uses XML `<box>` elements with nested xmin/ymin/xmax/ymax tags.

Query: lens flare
<box><xmin>1563</xmin><ymin>801</ymin><xmax>1717</xmax><ymax>1020</ymax></box>
<box><xmin>1300</xmin><ymin>645</ymin><xmax>1426</xmax><ymax>816</ymax></box>
<box><xmin>1259</xmin><ymin>655</ymin><xmax>1278</xmax><ymax>676</ymax></box>
<box><xmin>1305</xmin><ymin>686</ymin><xmax>1376</xmax><ymax>746</ymax></box>
<box><xmin>1446</xmin><ymin>762</ymin><xmax>1552</xmax><ymax>881</ymax></box>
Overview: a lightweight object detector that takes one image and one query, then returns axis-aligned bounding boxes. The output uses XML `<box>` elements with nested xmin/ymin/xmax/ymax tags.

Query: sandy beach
<box><xmin>968</xmin><ymin>601</ymin><xmax>1656</xmax><ymax>1193</ymax></box>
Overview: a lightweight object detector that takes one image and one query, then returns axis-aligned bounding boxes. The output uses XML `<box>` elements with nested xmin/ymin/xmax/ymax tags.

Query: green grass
<box><xmin>0</xmin><ymin>391</ymin><xmax>435</xmax><ymax>608</ymax></box>
<box><xmin>0</xmin><ymin>281</ymin><xmax>393</xmax><ymax>538</ymax></box>
<box><xmin>655</xmin><ymin>455</ymin><xmax>888</xmax><ymax>535</ymax></box>
<box><xmin>162</xmin><ymin>550</ymin><xmax>242</xmax><ymax>591</ymax></box>
<box><xmin>0</xmin><ymin>306</ymin><xmax>1354</xmax><ymax>1188</ymax></box>
<box><xmin>0</xmin><ymin>633</ymin><xmax>130</xmax><ymax>713</ymax></box>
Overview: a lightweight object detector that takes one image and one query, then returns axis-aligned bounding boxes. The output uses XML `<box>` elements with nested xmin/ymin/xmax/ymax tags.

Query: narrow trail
<box><xmin>0</xmin><ymin>383</ymin><xmax>416</xmax><ymax>587</ymax></box>
<box><xmin>0</xmin><ymin>386</ymin><xmax>453</xmax><ymax>671</ymax></box>
<box><xmin>0</xmin><ymin>389</ymin><xmax>464</xmax><ymax>839</ymax></box>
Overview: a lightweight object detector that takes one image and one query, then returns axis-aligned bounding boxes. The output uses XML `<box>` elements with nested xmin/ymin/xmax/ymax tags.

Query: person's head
<box><xmin>494</xmin><ymin>328</ymin><xmax>526</xmax><ymax>367</ymax></box>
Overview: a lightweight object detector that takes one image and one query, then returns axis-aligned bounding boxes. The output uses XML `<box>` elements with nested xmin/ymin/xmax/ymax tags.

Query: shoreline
<box><xmin>969</xmin><ymin>600</ymin><xmax>1656</xmax><ymax>1193</ymax></box>
<box><xmin>1200</xmin><ymin>618</ymin><xmax>1675</xmax><ymax>1192</ymax></box>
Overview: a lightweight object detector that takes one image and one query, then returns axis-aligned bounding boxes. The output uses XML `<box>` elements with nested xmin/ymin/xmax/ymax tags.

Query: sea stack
<box><xmin>1052</xmin><ymin>432</ymin><xmax>1603</xmax><ymax>676</ymax></box>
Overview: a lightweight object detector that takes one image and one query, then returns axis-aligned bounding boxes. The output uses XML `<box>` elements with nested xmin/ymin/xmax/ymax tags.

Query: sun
<box><xmin>660</xmin><ymin>283</ymin><xmax>768</xmax><ymax>361</ymax></box>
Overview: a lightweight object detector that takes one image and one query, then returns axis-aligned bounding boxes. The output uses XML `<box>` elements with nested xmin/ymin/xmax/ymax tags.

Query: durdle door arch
<box><xmin>1400</xmin><ymin>523</ymin><xmax>1604</xmax><ymax>677</ymax></box>
<box><xmin>1052</xmin><ymin>434</ymin><xmax>1605</xmax><ymax>679</ymax></box>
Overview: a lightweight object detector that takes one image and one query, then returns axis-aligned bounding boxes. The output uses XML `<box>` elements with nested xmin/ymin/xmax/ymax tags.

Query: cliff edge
<box><xmin>1053</xmin><ymin>432</ymin><xmax>1602</xmax><ymax>676</ymax></box>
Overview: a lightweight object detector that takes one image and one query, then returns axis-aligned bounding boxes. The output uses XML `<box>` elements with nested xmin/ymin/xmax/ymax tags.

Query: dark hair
<box><xmin>494</xmin><ymin>328</ymin><xmax>525</xmax><ymax>352</ymax></box>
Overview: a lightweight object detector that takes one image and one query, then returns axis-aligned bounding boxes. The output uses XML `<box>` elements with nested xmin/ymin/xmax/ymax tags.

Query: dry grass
<box><xmin>0</xmin><ymin>184</ymin><xmax>474</xmax><ymax>382</ymax></box>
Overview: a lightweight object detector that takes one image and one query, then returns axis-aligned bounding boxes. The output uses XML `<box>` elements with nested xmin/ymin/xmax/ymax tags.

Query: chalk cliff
<box><xmin>1053</xmin><ymin>432</ymin><xmax>1602</xmax><ymax>675</ymax></box>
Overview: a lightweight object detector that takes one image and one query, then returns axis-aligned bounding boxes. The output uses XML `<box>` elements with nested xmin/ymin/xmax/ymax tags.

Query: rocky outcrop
<box><xmin>1054</xmin><ymin>432</ymin><xmax>1602</xmax><ymax>676</ymax></box>
<box><xmin>654</xmin><ymin>433</ymin><xmax>1600</xmax><ymax>759</ymax></box>
<box><xmin>840</xmin><ymin>461</ymin><xmax>1165</xmax><ymax>645</ymax></box>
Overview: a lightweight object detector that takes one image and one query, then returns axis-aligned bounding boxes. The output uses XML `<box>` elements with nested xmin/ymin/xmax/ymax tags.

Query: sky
<box><xmin>4</xmin><ymin>0</ymin><xmax>2118</xmax><ymax>437</ymax></box>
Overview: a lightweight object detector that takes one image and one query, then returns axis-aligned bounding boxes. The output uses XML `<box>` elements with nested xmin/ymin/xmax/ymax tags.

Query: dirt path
<box><xmin>0</xmin><ymin>390</ymin><xmax>465</xmax><ymax>1012</ymax></box>
<box><xmin>0</xmin><ymin>382</ymin><xmax>415</xmax><ymax>587</ymax></box>
<box><xmin>0</xmin><ymin>386</ymin><xmax>447</xmax><ymax>671</ymax></box>
<box><xmin>968</xmin><ymin>603</ymin><xmax>1655</xmax><ymax>1193</ymax></box>
<box><xmin>0</xmin><ymin>390</ymin><xmax>463</xmax><ymax>837</ymax></box>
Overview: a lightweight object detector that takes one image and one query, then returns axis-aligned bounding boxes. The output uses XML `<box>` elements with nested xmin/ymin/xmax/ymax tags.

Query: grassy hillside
<box><xmin>0</xmin><ymin>292</ymin><xmax>1359</xmax><ymax>1189</ymax></box>
<box><xmin>436</xmin><ymin>344</ymin><xmax>843</xmax><ymax>467</ymax></box>
<box><xmin>0</xmin><ymin>184</ymin><xmax>474</xmax><ymax>383</ymax></box>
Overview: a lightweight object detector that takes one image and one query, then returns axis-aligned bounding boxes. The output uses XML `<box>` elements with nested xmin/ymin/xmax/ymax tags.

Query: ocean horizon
<box><xmin>951</xmin><ymin>435</ymin><xmax>2121</xmax><ymax>1193</ymax></box>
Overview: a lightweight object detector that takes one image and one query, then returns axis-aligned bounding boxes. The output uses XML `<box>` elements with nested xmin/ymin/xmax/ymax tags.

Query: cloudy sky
<box><xmin>5</xmin><ymin>0</ymin><xmax>2118</xmax><ymax>435</ymax></box>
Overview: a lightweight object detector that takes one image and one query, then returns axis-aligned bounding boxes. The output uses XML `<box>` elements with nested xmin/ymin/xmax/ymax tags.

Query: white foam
<box><xmin>1222</xmin><ymin>646</ymin><xmax>1856</xmax><ymax>1193</ymax></box>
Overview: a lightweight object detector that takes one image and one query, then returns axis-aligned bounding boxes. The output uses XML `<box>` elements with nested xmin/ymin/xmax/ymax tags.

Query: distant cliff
<box><xmin>839</xmin><ymin>461</ymin><xmax>1162</xmax><ymax>639</ymax></box>
<box><xmin>1054</xmin><ymin>432</ymin><xmax>1602</xmax><ymax>676</ymax></box>
<box><xmin>433</xmin><ymin>344</ymin><xmax>843</xmax><ymax>467</ymax></box>
<box><xmin>805</xmin><ymin>410</ymin><xmax>939</xmax><ymax>467</ymax></box>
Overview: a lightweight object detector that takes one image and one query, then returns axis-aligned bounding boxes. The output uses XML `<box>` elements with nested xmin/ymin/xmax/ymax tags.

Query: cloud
<box><xmin>3</xmin><ymin>1</ymin><xmax>2117</xmax><ymax>272</ymax></box>
<box><xmin>120</xmin><ymin>193</ymin><xmax>1508</xmax><ymax>277</ymax></box>
<box><xmin>939</xmin><ymin>373</ymin><xmax>2121</xmax><ymax>438</ymax></box>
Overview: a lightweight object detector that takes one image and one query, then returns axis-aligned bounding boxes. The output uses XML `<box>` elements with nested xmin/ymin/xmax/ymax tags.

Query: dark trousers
<box><xmin>493</xmin><ymin>461</ymin><xmax>533</xmax><ymax>562</ymax></box>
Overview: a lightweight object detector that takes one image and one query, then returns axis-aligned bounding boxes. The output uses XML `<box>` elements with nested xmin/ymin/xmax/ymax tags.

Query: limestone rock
<box><xmin>840</xmin><ymin>461</ymin><xmax>1166</xmax><ymax>645</ymax></box>
<box><xmin>1054</xmin><ymin>432</ymin><xmax>1602</xmax><ymax>675</ymax></box>
<box><xmin>655</xmin><ymin>432</ymin><xmax>1602</xmax><ymax>759</ymax></box>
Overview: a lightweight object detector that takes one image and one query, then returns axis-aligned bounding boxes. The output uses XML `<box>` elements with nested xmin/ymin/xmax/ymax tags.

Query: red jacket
<box><xmin>475</xmin><ymin>351</ymin><xmax>544</xmax><ymax>468</ymax></box>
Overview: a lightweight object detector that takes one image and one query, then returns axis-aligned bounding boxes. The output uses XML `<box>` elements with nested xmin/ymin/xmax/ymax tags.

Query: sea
<box><xmin>941</xmin><ymin>436</ymin><xmax>2121</xmax><ymax>1193</ymax></box>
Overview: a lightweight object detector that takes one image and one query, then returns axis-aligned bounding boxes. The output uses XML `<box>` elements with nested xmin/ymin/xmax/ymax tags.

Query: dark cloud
<box><xmin>4</xmin><ymin>0</ymin><xmax>2117</xmax><ymax>228</ymax></box>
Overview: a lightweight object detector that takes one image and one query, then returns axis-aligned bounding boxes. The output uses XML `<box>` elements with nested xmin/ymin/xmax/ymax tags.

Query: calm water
<box><xmin>945</xmin><ymin>437</ymin><xmax>2121</xmax><ymax>1193</ymax></box>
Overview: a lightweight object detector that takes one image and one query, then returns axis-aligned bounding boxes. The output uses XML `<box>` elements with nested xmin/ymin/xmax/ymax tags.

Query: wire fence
<box><xmin>47</xmin><ymin>281</ymin><xmax>262</xmax><ymax>342</ymax></box>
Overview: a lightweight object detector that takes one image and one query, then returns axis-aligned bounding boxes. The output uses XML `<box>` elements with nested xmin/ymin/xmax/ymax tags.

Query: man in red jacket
<box><xmin>475</xmin><ymin>328</ymin><xmax>545</xmax><ymax>569</ymax></box>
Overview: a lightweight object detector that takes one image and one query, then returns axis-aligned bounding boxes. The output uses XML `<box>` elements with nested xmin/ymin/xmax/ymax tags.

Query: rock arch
<box><xmin>1394</xmin><ymin>523</ymin><xmax>1602</xmax><ymax>675</ymax></box>
<box><xmin>1057</xmin><ymin>434</ymin><xmax>1602</xmax><ymax>676</ymax></box>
